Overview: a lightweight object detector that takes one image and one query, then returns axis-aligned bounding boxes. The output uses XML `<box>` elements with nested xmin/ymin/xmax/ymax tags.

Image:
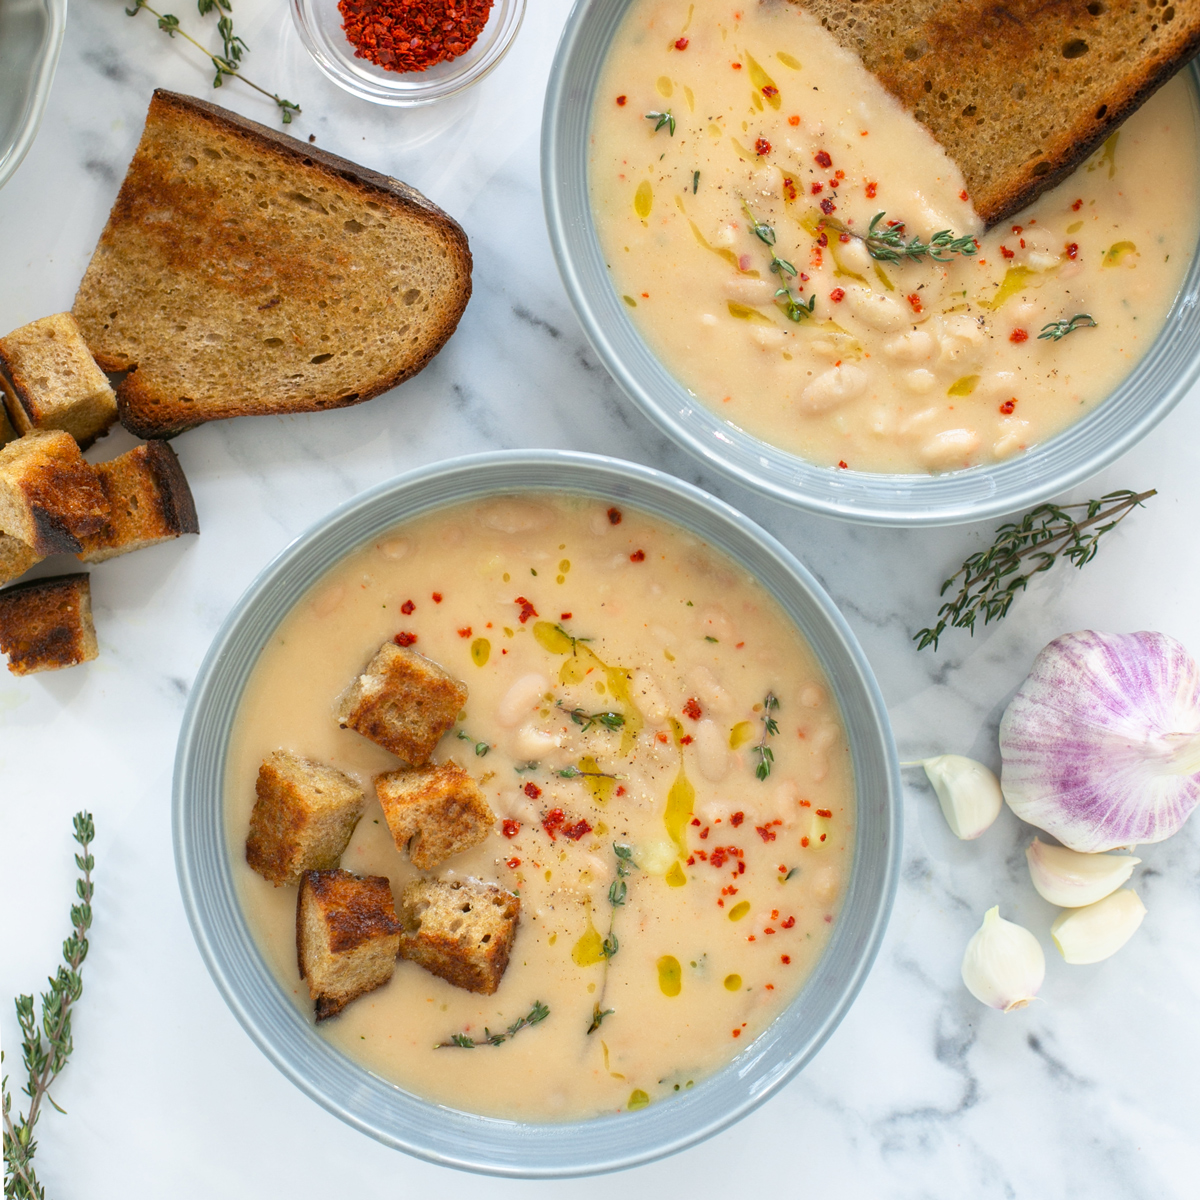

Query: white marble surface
<box><xmin>3</xmin><ymin>1</ymin><xmax>1200</xmax><ymax>1195</ymax></box>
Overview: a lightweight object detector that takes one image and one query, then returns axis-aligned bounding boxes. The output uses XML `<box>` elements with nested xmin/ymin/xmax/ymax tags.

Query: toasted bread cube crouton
<box><xmin>246</xmin><ymin>750</ymin><xmax>366</xmax><ymax>886</ymax></box>
<box><xmin>0</xmin><ymin>314</ymin><xmax>117</xmax><ymax>448</ymax></box>
<box><xmin>375</xmin><ymin>761</ymin><xmax>495</xmax><ymax>870</ymax></box>
<box><xmin>0</xmin><ymin>404</ymin><xmax>15</xmax><ymax>448</ymax></box>
<box><xmin>0</xmin><ymin>573</ymin><xmax>98</xmax><ymax>675</ymax></box>
<box><xmin>397</xmin><ymin>878</ymin><xmax>519</xmax><ymax>995</ymax></box>
<box><xmin>77</xmin><ymin>441</ymin><xmax>200</xmax><ymax>563</ymax></box>
<box><xmin>335</xmin><ymin>641</ymin><xmax>467</xmax><ymax>765</ymax></box>
<box><xmin>0</xmin><ymin>533</ymin><xmax>41</xmax><ymax>586</ymax></box>
<box><xmin>296</xmin><ymin>869</ymin><xmax>401</xmax><ymax>1022</ymax></box>
<box><xmin>0</xmin><ymin>430</ymin><xmax>108</xmax><ymax>555</ymax></box>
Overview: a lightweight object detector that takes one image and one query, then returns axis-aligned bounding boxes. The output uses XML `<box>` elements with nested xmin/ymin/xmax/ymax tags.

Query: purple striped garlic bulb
<box><xmin>999</xmin><ymin>631</ymin><xmax>1200</xmax><ymax>853</ymax></box>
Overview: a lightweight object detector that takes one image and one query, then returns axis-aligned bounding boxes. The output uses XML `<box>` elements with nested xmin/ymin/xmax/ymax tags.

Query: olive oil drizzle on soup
<box><xmin>226</xmin><ymin>496</ymin><xmax>853</xmax><ymax>1120</ymax></box>
<box><xmin>589</xmin><ymin>0</ymin><xmax>1200</xmax><ymax>473</ymax></box>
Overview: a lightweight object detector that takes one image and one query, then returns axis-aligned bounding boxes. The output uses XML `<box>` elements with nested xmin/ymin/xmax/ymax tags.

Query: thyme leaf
<box><xmin>1038</xmin><ymin>313</ymin><xmax>1098</xmax><ymax>341</ymax></box>
<box><xmin>557</xmin><ymin>765</ymin><xmax>623</xmax><ymax>780</ymax></box>
<box><xmin>914</xmin><ymin>488</ymin><xmax>1156</xmax><ymax>650</ymax></box>
<box><xmin>124</xmin><ymin>0</ymin><xmax>300</xmax><ymax>123</ymax></box>
<box><xmin>861</xmin><ymin>211</ymin><xmax>979</xmax><ymax>263</ymax></box>
<box><xmin>755</xmin><ymin>693</ymin><xmax>780</xmax><ymax>781</ymax></box>
<box><xmin>456</xmin><ymin>729</ymin><xmax>490</xmax><ymax>757</ymax></box>
<box><xmin>586</xmin><ymin>845</ymin><xmax>639</xmax><ymax>1033</ymax></box>
<box><xmin>645</xmin><ymin>110</ymin><xmax>676</xmax><ymax>136</ymax></box>
<box><xmin>3</xmin><ymin>812</ymin><xmax>95</xmax><ymax>1199</ymax></box>
<box><xmin>587</xmin><ymin>1004</ymin><xmax>616</xmax><ymax>1034</ymax></box>
<box><xmin>743</xmin><ymin>204</ymin><xmax>816</xmax><ymax>323</ymax></box>
<box><xmin>557</xmin><ymin>703</ymin><xmax>625</xmax><ymax>733</ymax></box>
<box><xmin>434</xmin><ymin>1001</ymin><xmax>550</xmax><ymax>1049</ymax></box>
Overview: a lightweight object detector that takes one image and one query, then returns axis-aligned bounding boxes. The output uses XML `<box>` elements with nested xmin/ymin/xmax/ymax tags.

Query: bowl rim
<box><xmin>541</xmin><ymin>0</ymin><xmax>1200</xmax><ymax>526</ymax></box>
<box><xmin>289</xmin><ymin>0</ymin><xmax>526</xmax><ymax>107</ymax></box>
<box><xmin>173</xmin><ymin>448</ymin><xmax>902</xmax><ymax>1176</ymax></box>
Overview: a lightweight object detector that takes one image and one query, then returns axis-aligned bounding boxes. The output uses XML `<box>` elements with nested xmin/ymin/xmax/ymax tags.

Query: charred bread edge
<box><xmin>142</xmin><ymin>440</ymin><xmax>200</xmax><ymax>535</ymax></box>
<box><xmin>92</xmin><ymin>90</ymin><xmax>474</xmax><ymax>438</ymax></box>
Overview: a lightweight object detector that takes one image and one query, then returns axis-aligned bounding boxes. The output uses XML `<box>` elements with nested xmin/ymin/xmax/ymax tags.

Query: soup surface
<box><xmin>226</xmin><ymin>494</ymin><xmax>854</xmax><ymax>1120</ymax></box>
<box><xmin>590</xmin><ymin>0</ymin><xmax>1200</xmax><ymax>473</ymax></box>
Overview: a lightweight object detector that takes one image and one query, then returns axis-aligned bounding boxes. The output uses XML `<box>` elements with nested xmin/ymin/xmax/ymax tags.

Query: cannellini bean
<box><xmin>811</xmin><ymin>863</ymin><xmax>841</xmax><ymax>902</ymax></box>
<box><xmin>724</xmin><ymin>276</ymin><xmax>776</xmax><ymax>305</ymax></box>
<box><xmin>903</xmin><ymin>369</ymin><xmax>937</xmax><ymax>394</ymax></box>
<box><xmin>810</xmin><ymin>333</ymin><xmax>861</xmax><ymax>361</ymax></box>
<box><xmin>938</xmin><ymin>314</ymin><xmax>986</xmax><ymax>366</ymax></box>
<box><xmin>694</xmin><ymin>719</ymin><xmax>733</xmax><ymax>782</ymax></box>
<box><xmin>845</xmin><ymin>288</ymin><xmax>910</xmax><ymax>332</ymax></box>
<box><xmin>752</xmin><ymin>326</ymin><xmax>788</xmax><ymax>349</ymax></box>
<box><xmin>800</xmin><ymin>683</ymin><xmax>826</xmax><ymax>708</ymax></box>
<box><xmin>689</xmin><ymin>664</ymin><xmax>733</xmax><ymax>713</ymax></box>
<box><xmin>836</xmin><ymin>237</ymin><xmax>873</xmax><ymax>274</ymax></box>
<box><xmin>883</xmin><ymin>330</ymin><xmax>935</xmax><ymax>363</ymax></box>
<box><xmin>993</xmin><ymin>417</ymin><xmax>1032</xmax><ymax>459</ymax></box>
<box><xmin>900</xmin><ymin>404</ymin><xmax>940</xmax><ymax>432</ymax></box>
<box><xmin>633</xmin><ymin>670</ymin><xmax>670</xmax><ymax>725</ymax></box>
<box><xmin>798</xmin><ymin>363</ymin><xmax>869</xmax><ymax>413</ymax></box>
<box><xmin>479</xmin><ymin>499</ymin><xmax>553</xmax><ymax>534</ymax></box>
<box><xmin>514</xmin><ymin>724</ymin><xmax>560</xmax><ymax>760</ymax></box>
<box><xmin>310</xmin><ymin>584</ymin><xmax>345</xmax><ymax>617</ymax></box>
<box><xmin>497</xmin><ymin>673</ymin><xmax>549</xmax><ymax>727</ymax></box>
<box><xmin>921</xmin><ymin>427</ymin><xmax>981</xmax><ymax>469</ymax></box>
<box><xmin>376</xmin><ymin>537</ymin><xmax>410</xmax><ymax>560</ymax></box>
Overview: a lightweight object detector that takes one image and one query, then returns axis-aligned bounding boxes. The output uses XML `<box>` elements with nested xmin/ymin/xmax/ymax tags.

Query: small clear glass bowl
<box><xmin>291</xmin><ymin>0</ymin><xmax>525</xmax><ymax>106</ymax></box>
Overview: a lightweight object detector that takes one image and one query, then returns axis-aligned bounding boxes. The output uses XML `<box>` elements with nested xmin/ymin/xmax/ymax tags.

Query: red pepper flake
<box><xmin>1072</xmin><ymin>197</ymin><xmax>1083</xmax><ymax>211</ymax></box>
<box><xmin>607</xmin><ymin>507</ymin><xmax>623</xmax><ymax>524</ymax></box>
<box><xmin>771</xmin><ymin>909</ymin><xmax>779</xmax><ymax>920</ymax></box>
<box><xmin>820</xmin><ymin>197</ymin><xmax>836</xmax><ymax>215</ymax></box>
<box><xmin>1066</xmin><ymin>242</ymin><xmax>1079</xmax><ymax>260</ymax></box>
<box><xmin>1000</xmin><ymin>399</ymin><xmax>1017</xmax><ymax>415</ymax></box>
<box><xmin>816</xmin><ymin>232</ymin><xmax>828</xmax><ymax>248</ymax></box>
<box><xmin>457</xmin><ymin>626</ymin><xmax>472</xmax><ymax>638</ymax></box>
<box><xmin>699</xmin><ymin>826</ymin><xmax>710</xmax><ymax>840</ymax></box>
<box><xmin>781</xmin><ymin>955</ymin><xmax>791</xmax><ymax>964</ymax></box>
<box><xmin>506</xmin><ymin>857</ymin><xmax>521</xmax><ymax>869</ymax></box>
<box><xmin>788</xmin><ymin>114</ymin><xmax>800</xmax><ymax>126</ymax></box>
<box><xmin>514</xmin><ymin>596</ymin><xmax>538</xmax><ymax>624</ymax></box>
<box><xmin>687</xmin><ymin>855</ymin><xmax>695</xmax><ymax>866</ymax></box>
<box><xmin>865</xmin><ymin>181</ymin><xmax>878</xmax><ymax>198</ymax></box>
<box><xmin>756</xmin><ymin>825</ymin><xmax>777</xmax><ymax>843</ymax></box>
<box><xmin>824</xmin><ymin>914</ymin><xmax>832</xmax><ymax>923</ymax></box>
<box><xmin>560</xmin><ymin>612</ymin><xmax>572</xmax><ymax>621</ymax></box>
<box><xmin>1000</xmin><ymin>245</ymin><xmax>1016</xmax><ymax>260</ymax></box>
<box><xmin>811</xmin><ymin>182</ymin><xmax>824</xmax><ymax>195</ymax></box>
<box><xmin>837</xmin><ymin>460</ymin><xmax>849</xmax><ymax>470</ymax></box>
<box><xmin>562</xmin><ymin>819</ymin><xmax>593</xmax><ymax>841</ymax></box>
<box><xmin>816</xmin><ymin>809</ymin><xmax>832</xmax><ymax>819</ymax></box>
<box><xmin>736</xmin><ymin>641</ymin><xmax>745</xmax><ymax>649</ymax></box>
<box><xmin>674</xmin><ymin>36</ymin><xmax>689</xmax><ymax>49</ymax></box>
<box><xmin>717</xmin><ymin>897</ymin><xmax>724</xmax><ymax>906</ymax></box>
<box><xmin>400</xmin><ymin>599</ymin><xmax>415</xmax><ymax>614</ymax></box>
<box><xmin>630</xmin><ymin>549</ymin><xmax>646</xmax><ymax>562</ymax></box>
<box><xmin>524</xmin><ymin>782</ymin><xmax>542</xmax><ymax>799</ymax></box>
<box><xmin>814</xmin><ymin>150</ymin><xmax>832</xmax><ymax>168</ymax></box>
<box><xmin>680</xmin><ymin>734</ymin><xmax>694</xmax><ymax>745</ymax></box>
<box><xmin>690</xmin><ymin>818</ymin><xmax>701</xmax><ymax>826</ymax></box>
<box><xmin>761</xmin><ymin>84</ymin><xmax>778</xmax><ymax>98</ymax></box>
<box><xmin>755</xmin><ymin>138</ymin><xmax>772</xmax><ymax>156</ymax></box>
<box><xmin>782</xmin><ymin>176</ymin><xmax>797</xmax><ymax>201</ymax></box>
<box><xmin>616</xmin><ymin>785</ymin><xmax>626</xmax><ymax>797</ymax></box>
<box><xmin>616</xmin><ymin>95</ymin><xmax>627</xmax><ymax>106</ymax></box>
<box><xmin>730</xmin><ymin>811</ymin><xmax>744</xmax><ymax>827</ymax></box>
<box><xmin>732</xmin><ymin>1028</ymin><xmax>741</xmax><ymax>1037</ymax></box>
<box><xmin>765</xmin><ymin>983</ymin><xmax>775</xmax><ymax>991</ymax></box>
<box><xmin>799</xmin><ymin>799</ymin><xmax>811</xmax><ymax>807</ymax></box>
<box><xmin>959</xmin><ymin>189</ymin><xmax>969</xmax><ymax>201</ymax></box>
<box><xmin>830</xmin><ymin>288</ymin><xmax>845</xmax><ymax>303</ymax></box>
<box><xmin>338</xmin><ymin>0</ymin><xmax>494</xmax><ymax>73</ymax></box>
<box><xmin>839</xmin><ymin>232</ymin><xmax>851</xmax><ymax>243</ymax></box>
<box><xmin>656</xmin><ymin>732</ymin><xmax>669</xmax><ymax>744</ymax></box>
<box><xmin>710</xmin><ymin>847</ymin><xmax>729</xmax><ymax>868</ymax></box>
<box><xmin>800</xmin><ymin>836</ymin><xmax>810</xmax><ymax>848</ymax></box>
<box><xmin>782</xmin><ymin>916</ymin><xmax>796</xmax><ymax>929</ymax></box>
<box><xmin>394</xmin><ymin>631</ymin><xmax>417</xmax><ymax>646</ymax></box>
<box><xmin>432</xmin><ymin>592</ymin><xmax>443</xmax><ymax>603</ymax></box>
<box><xmin>747</xmin><ymin>935</ymin><xmax>756</xmax><ymax>942</ymax></box>
<box><xmin>737</xmin><ymin>860</ymin><xmax>745</xmax><ymax>874</ymax></box>
<box><xmin>1010</xmin><ymin>328</ymin><xmax>1029</xmax><ymax>343</ymax></box>
<box><xmin>764</xmin><ymin>928</ymin><xmax>775</xmax><ymax>935</ymax></box>
<box><xmin>907</xmin><ymin>293</ymin><xmax>923</xmax><ymax>314</ymax></box>
<box><xmin>683</xmin><ymin>697</ymin><xmax>703</xmax><ymax>720</ymax></box>
<box><xmin>502</xmin><ymin>819</ymin><xmax>521</xmax><ymax>838</ymax></box>
<box><xmin>542</xmin><ymin>808</ymin><xmax>565</xmax><ymax>838</ymax></box>
<box><xmin>731</xmin><ymin>61</ymin><xmax>742</xmax><ymax>69</ymax></box>
<box><xmin>1012</xmin><ymin>224</ymin><xmax>1023</xmax><ymax>235</ymax></box>
<box><xmin>835</xmin><ymin>169</ymin><xmax>845</xmax><ymax>180</ymax></box>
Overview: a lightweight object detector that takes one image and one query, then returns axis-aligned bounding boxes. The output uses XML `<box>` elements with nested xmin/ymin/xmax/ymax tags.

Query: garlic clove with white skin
<box><xmin>961</xmin><ymin>906</ymin><xmax>1045</xmax><ymax>1011</ymax></box>
<box><xmin>904</xmin><ymin>755</ymin><xmax>1003</xmax><ymax>839</ymax></box>
<box><xmin>1051</xmin><ymin>889</ymin><xmax>1147</xmax><ymax>964</ymax></box>
<box><xmin>1026</xmin><ymin>838</ymin><xmax>1141</xmax><ymax>907</ymax></box>
<box><xmin>999</xmin><ymin>631</ymin><xmax>1200</xmax><ymax>852</ymax></box>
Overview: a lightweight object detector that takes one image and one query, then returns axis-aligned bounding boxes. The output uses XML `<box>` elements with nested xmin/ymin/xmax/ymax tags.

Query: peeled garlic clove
<box><xmin>919</xmin><ymin>755</ymin><xmax>1003</xmax><ymax>839</ymax></box>
<box><xmin>1026</xmin><ymin>838</ymin><xmax>1140</xmax><ymax>907</ymax></box>
<box><xmin>961</xmin><ymin>906</ymin><xmax>1045</xmax><ymax>1011</ymax></box>
<box><xmin>1051</xmin><ymin>888</ymin><xmax>1147</xmax><ymax>964</ymax></box>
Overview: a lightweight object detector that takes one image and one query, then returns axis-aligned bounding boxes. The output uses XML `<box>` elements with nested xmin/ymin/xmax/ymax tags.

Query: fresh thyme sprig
<box><xmin>587</xmin><ymin>844</ymin><xmax>639</xmax><ymax>1033</ymax></box>
<box><xmin>743</xmin><ymin>204</ymin><xmax>816</xmax><ymax>323</ymax></box>
<box><xmin>124</xmin><ymin>0</ymin><xmax>301</xmax><ymax>124</ymax></box>
<box><xmin>645</xmin><ymin>110</ymin><xmax>676</xmax><ymax>136</ymax></box>
<box><xmin>557</xmin><ymin>765</ymin><xmax>624</xmax><ymax>780</ymax></box>
<box><xmin>554</xmin><ymin>624</ymin><xmax>592</xmax><ymax>654</ymax></box>
<box><xmin>557</xmin><ymin>703</ymin><xmax>625</xmax><ymax>733</ymax></box>
<box><xmin>456</xmin><ymin>729</ymin><xmax>490</xmax><ymax>757</ymax></box>
<box><xmin>435</xmin><ymin>1001</ymin><xmax>549</xmax><ymax>1049</ymax></box>
<box><xmin>1039</xmin><ymin>313</ymin><xmax>1098</xmax><ymax>341</ymax></box>
<box><xmin>914</xmin><ymin>488</ymin><xmax>1156</xmax><ymax>651</ymax></box>
<box><xmin>754</xmin><ymin>693</ymin><xmax>780</xmax><ymax>781</ymax></box>
<box><xmin>3</xmin><ymin>812</ymin><xmax>95</xmax><ymax>1200</ymax></box>
<box><xmin>859</xmin><ymin>211</ymin><xmax>978</xmax><ymax>264</ymax></box>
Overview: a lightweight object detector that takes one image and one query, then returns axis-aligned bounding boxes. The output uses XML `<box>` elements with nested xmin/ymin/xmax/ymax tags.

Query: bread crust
<box><xmin>0</xmin><ymin>572</ymin><xmax>98</xmax><ymax>674</ymax></box>
<box><xmin>794</xmin><ymin>0</ymin><xmax>1200</xmax><ymax>227</ymax></box>
<box><xmin>74</xmin><ymin>90</ymin><xmax>473</xmax><ymax>438</ymax></box>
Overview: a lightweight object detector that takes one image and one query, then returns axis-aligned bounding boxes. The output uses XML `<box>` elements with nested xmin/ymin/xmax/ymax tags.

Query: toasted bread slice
<box><xmin>77</xmin><ymin>441</ymin><xmax>199</xmax><ymax>563</ymax></box>
<box><xmin>297</xmin><ymin>869</ymin><xmax>402</xmax><ymax>1021</ymax></box>
<box><xmin>72</xmin><ymin>90</ymin><xmax>472</xmax><ymax>439</ymax></box>
<box><xmin>0</xmin><ymin>431</ymin><xmax>109</xmax><ymax>555</ymax></box>
<box><xmin>0</xmin><ymin>573</ymin><xmax>98</xmax><ymax>674</ymax></box>
<box><xmin>397</xmin><ymin>877</ymin><xmax>520</xmax><ymax>995</ymax></box>
<box><xmin>0</xmin><ymin>314</ymin><xmax>118</xmax><ymax>448</ymax></box>
<box><xmin>375</xmin><ymin>761</ymin><xmax>495</xmax><ymax>870</ymax></box>
<box><xmin>0</xmin><ymin>534</ymin><xmax>41</xmax><ymax>586</ymax></box>
<box><xmin>335</xmin><ymin>641</ymin><xmax>468</xmax><ymax>765</ymax></box>
<box><xmin>794</xmin><ymin>0</ymin><xmax>1200</xmax><ymax>226</ymax></box>
<box><xmin>246</xmin><ymin>749</ymin><xmax>367</xmax><ymax>886</ymax></box>
<box><xmin>0</xmin><ymin>404</ymin><xmax>16</xmax><ymax>448</ymax></box>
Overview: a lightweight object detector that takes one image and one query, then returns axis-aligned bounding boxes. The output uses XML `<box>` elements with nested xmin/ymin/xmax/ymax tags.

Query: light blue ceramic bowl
<box><xmin>542</xmin><ymin>0</ymin><xmax>1200</xmax><ymax>525</ymax></box>
<box><xmin>174</xmin><ymin>450</ymin><xmax>900</xmax><ymax>1176</ymax></box>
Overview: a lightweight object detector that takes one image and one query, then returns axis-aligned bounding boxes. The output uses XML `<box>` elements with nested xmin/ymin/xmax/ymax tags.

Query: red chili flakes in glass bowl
<box><xmin>338</xmin><ymin>0</ymin><xmax>495</xmax><ymax>74</ymax></box>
